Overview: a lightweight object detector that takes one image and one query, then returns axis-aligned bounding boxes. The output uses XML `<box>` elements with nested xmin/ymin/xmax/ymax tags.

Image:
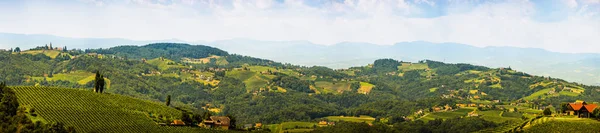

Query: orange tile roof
<box><xmin>584</xmin><ymin>104</ymin><xmax>597</xmax><ymax>112</ymax></box>
<box><xmin>569</xmin><ymin>103</ymin><xmax>584</xmax><ymax>111</ymax></box>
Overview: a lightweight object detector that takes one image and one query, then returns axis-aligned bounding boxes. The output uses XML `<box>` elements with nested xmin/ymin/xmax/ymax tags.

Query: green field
<box><xmin>226</xmin><ymin>70</ymin><xmax>274</xmax><ymax>91</ymax></box>
<box><xmin>559</xmin><ymin>90</ymin><xmax>580</xmax><ymax>96</ymax></box>
<box><xmin>11</xmin><ymin>86</ymin><xmax>212</xmax><ymax>133</ymax></box>
<box><xmin>479</xmin><ymin>110</ymin><xmax>521</xmax><ymax>123</ymax></box>
<box><xmin>325</xmin><ymin>115</ymin><xmax>375</xmax><ymax>124</ymax></box>
<box><xmin>244</xmin><ymin>66</ymin><xmax>300</xmax><ymax>77</ymax></box>
<box><xmin>147</xmin><ymin>58</ymin><xmax>187</xmax><ymax>71</ymax></box>
<box><xmin>421</xmin><ymin>108</ymin><xmax>475</xmax><ymax>122</ymax></box>
<box><xmin>315</xmin><ymin>81</ymin><xmax>352</xmax><ymax>93</ymax></box>
<box><xmin>398</xmin><ymin>63</ymin><xmax>428</xmax><ymax>71</ymax></box>
<box><xmin>20</xmin><ymin>50</ymin><xmax>62</xmax><ymax>58</ymax></box>
<box><xmin>470</xmin><ymin>99</ymin><xmax>492</xmax><ymax>104</ymax></box>
<box><xmin>523</xmin><ymin>88</ymin><xmax>554</xmax><ymax>100</ymax></box>
<box><xmin>32</xmin><ymin>71</ymin><xmax>95</xmax><ymax>85</ymax></box>
<box><xmin>529</xmin><ymin>81</ymin><xmax>553</xmax><ymax>89</ymax></box>
<box><xmin>268</xmin><ymin>122</ymin><xmax>317</xmax><ymax>133</ymax></box>
<box><xmin>429</xmin><ymin>87</ymin><xmax>438</xmax><ymax>92</ymax></box>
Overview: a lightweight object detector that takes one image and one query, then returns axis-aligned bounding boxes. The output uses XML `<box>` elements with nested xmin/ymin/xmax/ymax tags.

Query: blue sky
<box><xmin>0</xmin><ymin>0</ymin><xmax>598</xmax><ymax>53</ymax></box>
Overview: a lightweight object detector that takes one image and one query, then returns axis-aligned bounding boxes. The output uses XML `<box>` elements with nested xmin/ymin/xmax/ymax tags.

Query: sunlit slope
<box><xmin>12</xmin><ymin>86</ymin><xmax>213</xmax><ymax>133</ymax></box>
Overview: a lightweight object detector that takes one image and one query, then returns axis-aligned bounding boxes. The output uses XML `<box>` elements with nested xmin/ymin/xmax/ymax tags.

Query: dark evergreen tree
<box><xmin>94</xmin><ymin>71</ymin><xmax>100</xmax><ymax>93</ymax></box>
<box><xmin>166</xmin><ymin>95</ymin><xmax>171</xmax><ymax>106</ymax></box>
<box><xmin>98</xmin><ymin>75</ymin><xmax>105</xmax><ymax>93</ymax></box>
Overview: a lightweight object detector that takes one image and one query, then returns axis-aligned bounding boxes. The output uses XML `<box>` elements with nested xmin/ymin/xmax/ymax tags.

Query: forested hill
<box><xmin>87</xmin><ymin>43</ymin><xmax>229</xmax><ymax>61</ymax></box>
<box><xmin>1</xmin><ymin>43</ymin><xmax>600</xmax><ymax>131</ymax></box>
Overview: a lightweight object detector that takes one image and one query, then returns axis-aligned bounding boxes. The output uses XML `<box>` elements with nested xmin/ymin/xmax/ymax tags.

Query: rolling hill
<box><xmin>11</xmin><ymin>86</ymin><xmax>218</xmax><ymax>133</ymax></box>
<box><xmin>1</xmin><ymin>43</ymin><xmax>600</xmax><ymax>133</ymax></box>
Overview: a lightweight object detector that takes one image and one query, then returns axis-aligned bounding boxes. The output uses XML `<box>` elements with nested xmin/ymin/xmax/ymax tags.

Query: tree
<box><xmin>226</xmin><ymin>114</ymin><xmax>236</xmax><ymax>129</ymax></box>
<box><xmin>181</xmin><ymin>112</ymin><xmax>192</xmax><ymax>125</ymax></box>
<box><xmin>372</xmin><ymin>59</ymin><xmax>400</xmax><ymax>73</ymax></box>
<box><xmin>98</xmin><ymin>75</ymin><xmax>105</xmax><ymax>93</ymax></box>
<box><xmin>49</xmin><ymin>43</ymin><xmax>53</xmax><ymax>50</ymax></box>
<box><xmin>14</xmin><ymin>47</ymin><xmax>20</xmax><ymax>53</ymax></box>
<box><xmin>560</xmin><ymin>103</ymin><xmax>568</xmax><ymax>113</ymax></box>
<box><xmin>48</xmin><ymin>71</ymin><xmax>54</xmax><ymax>78</ymax></box>
<box><xmin>63</xmin><ymin>46</ymin><xmax>68</xmax><ymax>52</ymax></box>
<box><xmin>543</xmin><ymin>108</ymin><xmax>552</xmax><ymax>116</ymax></box>
<box><xmin>513</xmin><ymin>107</ymin><xmax>518</xmax><ymax>112</ymax></box>
<box><xmin>350</xmin><ymin>82</ymin><xmax>360</xmax><ymax>92</ymax></box>
<box><xmin>203</xmin><ymin>111</ymin><xmax>212</xmax><ymax>120</ymax></box>
<box><xmin>94</xmin><ymin>71</ymin><xmax>102</xmax><ymax>93</ymax></box>
<box><xmin>593</xmin><ymin>107</ymin><xmax>600</xmax><ymax>118</ymax></box>
<box><xmin>166</xmin><ymin>95</ymin><xmax>171</xmax><ymax>106</ymax></box>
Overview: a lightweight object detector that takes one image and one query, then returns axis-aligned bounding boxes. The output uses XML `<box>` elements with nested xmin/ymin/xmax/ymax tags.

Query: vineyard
<box><xmin>525</xmin><ymin>118</ymin><xmax>600</xmax><ymax>133</ymax></box>
<box><xmin>11</xmin><ymin>86</ymin><xmax>216</xmax><ymax>133</ymax></box>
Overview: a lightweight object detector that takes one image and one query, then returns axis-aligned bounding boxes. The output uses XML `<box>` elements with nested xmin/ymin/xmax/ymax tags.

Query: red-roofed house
<box><xmin>566</xmin><ymin>101</ymin><xmax>597</xmax><ymax>118</ymax></box>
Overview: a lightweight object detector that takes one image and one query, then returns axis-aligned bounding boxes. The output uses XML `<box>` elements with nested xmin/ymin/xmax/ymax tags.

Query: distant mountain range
<box><xmin>1</xmin><ymin>33</ymin><xmax>598</xmax><ymax>85</ymax></box>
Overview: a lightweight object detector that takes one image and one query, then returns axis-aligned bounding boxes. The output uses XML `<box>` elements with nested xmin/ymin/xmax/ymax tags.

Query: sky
<box><xmin>0</xmin><ymin>0</ymin><xmax>599</xmax><ymax>53</ymax></box>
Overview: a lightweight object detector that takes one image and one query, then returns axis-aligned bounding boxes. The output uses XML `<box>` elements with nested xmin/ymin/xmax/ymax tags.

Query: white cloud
<box><xmin>564</xmin><ymin>0</ymin><xmax>578</xmax><ymax>8</ymax></box>
<box><xmin>0</xmin><ymin>0</ymin><xmax>598</xmax><ymax>53</ymax></box>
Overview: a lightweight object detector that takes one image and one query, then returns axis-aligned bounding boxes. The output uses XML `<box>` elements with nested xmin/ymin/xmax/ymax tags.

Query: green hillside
<box><xmin>12</xmin><ymin>86</ymin><xmax>213</xmax><ymax>133</ymax></box>
<box><xmin>3</xmin><ymin>43</ymin><xmax>600</xmax><ymax>133</ymax></box>
<box><xmin>525</xmin><ymin>117</ymin><xmax>600</xmax><ymax>133</ymax></box>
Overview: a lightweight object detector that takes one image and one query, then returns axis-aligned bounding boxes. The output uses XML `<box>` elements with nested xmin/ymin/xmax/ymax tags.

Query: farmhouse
<box><xmin>255</xmin><ymin>123</ymin><xmax>262</xmax><ymax>128</ymax></box>
<box><xmin>566</xmin><ymin>101</ymin><xmax>597</xmax><ymax>118</ymax></box>
<box><xmin>171</xmin><ymin>120</ymin><xmax>185</xmax><ymax>126</ymax></box>
<box><xmin>203</xmin><ymin>116</ymin><xmax>231</xmax><ymax>130</ymax></box>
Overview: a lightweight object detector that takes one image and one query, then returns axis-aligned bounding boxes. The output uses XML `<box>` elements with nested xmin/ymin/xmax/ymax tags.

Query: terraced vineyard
<box><xmin>12</xmin><ymin>86</ymin><xmax>213</xmax><ymax>133</ymax></box>
<box><xmin>524</xmin><ymin>117</ymin><xmax>600</xmax><ymax>133</ymax></box>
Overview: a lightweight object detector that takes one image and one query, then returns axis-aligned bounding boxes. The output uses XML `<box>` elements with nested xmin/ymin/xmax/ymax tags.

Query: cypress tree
<box><xmin>166</xmin><ymin>95</ymin><xmax>171</xmax><ymax>106</ymax></box>
<box><xmin>94</xmin><ymin>71</ymin><xmax>100</xmax><ymax>93</ymax></box>
<box><xmin>99</xmin><ymin>75</ymin><xmax>105</xmax><ymax>93</ymax></box>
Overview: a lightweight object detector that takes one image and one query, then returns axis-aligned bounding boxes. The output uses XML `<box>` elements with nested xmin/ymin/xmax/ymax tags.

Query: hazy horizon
<box><xmin>0</xmin><ymin>0</ymin><xmax>598</xmax><ymax>53</ymax></box>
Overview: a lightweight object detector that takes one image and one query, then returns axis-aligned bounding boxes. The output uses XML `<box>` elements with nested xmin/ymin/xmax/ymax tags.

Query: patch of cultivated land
<box><xmin>429</xmin><ymin>87</ymin><xmax>438</xmax><ymax>92</ymax></box>
<box><xmin>523</xmin><ymin>88</ymin><xmax>555</xmax><ymax>100</ymax></box>
<box><xmin>31</xmin><ymin>71</ymin><xmax>94</xmax><ymax>84</ymax></box>
<box><xmin>479</xmin><ymin>110</ymin><xmax>521</xmax><ymax>123</ymax></box>
<box><xmin>146</xmin><ymin>58</ymin><xmax>186</xmax><ymax>71</ymax></box>
<box><xmin>525</xmin><ymin>117</ymin><xmax>600</xmax><ymax>133</ymax></box>
<box><xmin>421</xmin><ymin>108</ymin><xmax>475</xmax><ymax>122</ymax></box>
<box><xmin>226</xmin><ymin>70</ymin><xmax>275</xmax><ymax>91</ymax></box>
<box><xmin>268</xmin><ymin>122</ymin><xmax>317</xmax><ymax>133</ymax></box>
<box><xmin>183</xmin><ymin>55</ymin><xmax>228</xmax><ymax>65</ymax></box>
<box><xmin>12</xmin><ymin>86</ymin><xmax>210</xmax><ymax>133</ymax></box>
<box><xmin>358</xmin><ymin>82</ymin><xmax>374</xmax><ymax>94</ymax></box>
<box><xmin>20</xmin><ymin>50</ymin><xmax>62</xmax><ymax>58</ymax></box>
<box><xmin>315</xmin><ymin>81</ymin><xmax>352</xmax><ymax>93</ymax></box>
<box><xmin>325</xmin><ymin>115</ymin><xmax>375</xmax><ymax>124</ymax></box>
<box><xmin>398</xmin><ymin>63</ymin><xmax>428</xmax><ymax>71</ymax></box>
